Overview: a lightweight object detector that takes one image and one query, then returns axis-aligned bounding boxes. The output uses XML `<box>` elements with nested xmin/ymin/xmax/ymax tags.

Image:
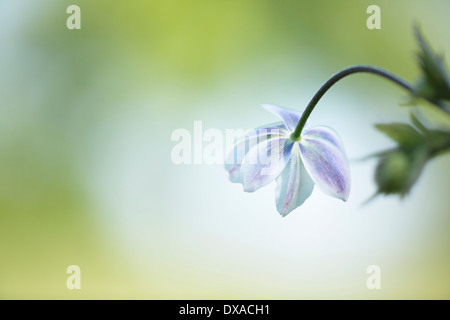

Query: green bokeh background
<box><xmin>1</xmin><ymin>0</ymin><xmax>449</xmax><ymax>299</ymax></box>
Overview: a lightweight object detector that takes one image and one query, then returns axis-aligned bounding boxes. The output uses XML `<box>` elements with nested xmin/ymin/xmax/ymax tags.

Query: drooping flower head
<box><xmin>226</xmin><ymin>30</ymin><xmax>450</xmax><ymax>212</ymax></box>
<box><xmin>225</xmin><ymin>104</ymin><xmax>350</xmax><ymax>216</ymax></box>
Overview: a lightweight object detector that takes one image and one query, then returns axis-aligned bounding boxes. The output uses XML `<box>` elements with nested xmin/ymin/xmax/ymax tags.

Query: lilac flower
<box><xmin>225</xmin><ymin>104</ymin><xmax>350</xmax><ymax>216</ymax></box>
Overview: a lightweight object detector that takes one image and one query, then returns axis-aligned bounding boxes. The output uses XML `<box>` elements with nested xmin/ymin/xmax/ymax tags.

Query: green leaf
<box><xmin>374</xmin><ymin>123</ymin><xmax>423</xmax><ymax>147</ymax></box>
<box><xmin>427</xmin><ymin>129</ymin><xmax>450</xmax><ymax>158</ymax></box>
<box><xmin>409</xmin><ymin>112</ymin><xmax>429</xmax><ymax>133</ymax></box>
<box><xmin>371</xmin><ymin>117</ymin><xmax>450</xmax><ymax>199</ymax></box>
<box><xmin>413</xmin><ymin>26</ymin><xmax>450</xmax><ymax>103</ymax></box>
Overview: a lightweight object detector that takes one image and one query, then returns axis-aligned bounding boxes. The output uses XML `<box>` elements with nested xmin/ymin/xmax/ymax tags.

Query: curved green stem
<box><xmin>290</xmin><ymin>65</ymin><xmax>415</xmax><ymax>140</ymax></box>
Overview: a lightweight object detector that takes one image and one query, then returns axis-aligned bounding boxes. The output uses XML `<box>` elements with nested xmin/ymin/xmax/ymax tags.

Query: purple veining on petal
<box><xmin>225</xmin><ymin>126</ymin><xmax>287</xmax><ymax>183</ymax></box>
<box><xmin>275</xmin><ymin>144</ymin><xmax>315</xmax><ymax>216</ymax></box>
<box><xmin>298</xmin><ymin>132</ymin><xmax>350</xmax><ymax>201</ymax></box>
<box><xmin>241</xmin><ymin>137</ymin><xmax>294</xmax><ymax>192</ymax></box>
<box><xmin>261</xmin><ymin>104</ymin><xmax>302</xmax><ymax>132</ymax></box>
<box><xmin>302</xmin><ymin>126</ymin><xmax>345</xmax><ymax>151</ymax></box>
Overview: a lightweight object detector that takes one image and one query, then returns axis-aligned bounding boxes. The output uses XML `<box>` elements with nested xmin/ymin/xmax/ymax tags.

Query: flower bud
<box><xmin>375</xmin><ymin>151</ymin><xmax>411</xmax><ymax>196</ymax></box>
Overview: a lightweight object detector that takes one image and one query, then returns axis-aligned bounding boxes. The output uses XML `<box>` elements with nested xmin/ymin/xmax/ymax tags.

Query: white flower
<box><xmin>225</xmin><ymin>104</ymin><xmax>351</xmax><ymax>216</ymax></box>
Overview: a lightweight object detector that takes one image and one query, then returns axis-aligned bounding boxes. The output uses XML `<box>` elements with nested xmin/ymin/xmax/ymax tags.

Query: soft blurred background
<box><xmin>1</xmin><ymin>0</ymin><xmax>449</xmax><ymax>299</ymax></box>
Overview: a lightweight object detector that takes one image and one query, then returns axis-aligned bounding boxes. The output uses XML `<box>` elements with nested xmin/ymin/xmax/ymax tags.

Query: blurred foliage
<box><xmin>412</xmin><ymin>26</ymin><xmax>450</xmax><ymax>112</ymax></box>
<box><xmin>373</xmin><ymin>113</ymin><xmax>450</xmax><ymax>197</ymax></box>
<box><xmin>371</xmin><ymin>27</ymin><xmax>450</xmax><ymax>198</ymax></box>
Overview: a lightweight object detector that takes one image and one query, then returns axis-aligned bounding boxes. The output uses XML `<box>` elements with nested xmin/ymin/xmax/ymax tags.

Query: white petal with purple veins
<box><xmin>302</xmin><ymin>126</ymin><xmax>346</xmax><ymax>151</ymax></box>
<box><xmin>225</xmin><ymin>127</ymin><xmax>287</xmax><ymax>183</ymax></box>
<box><xmin>261</xmin><ymin>104</ymin><xmax>302</xmax><ymax>132</ymax></box>
<box><xmin>299</xmin><ymin>126</ymin><xmax>350</xmax><ymax>200</ymax></box>
<box><xmin>275</xmin><ymin>144</ymin><xmax>315</xmax><ymax>216</ymax></box>
<box><xmin>241</xmin><ymin>137</ymin><xmax>294</xmax><ymax>192</ymax></box>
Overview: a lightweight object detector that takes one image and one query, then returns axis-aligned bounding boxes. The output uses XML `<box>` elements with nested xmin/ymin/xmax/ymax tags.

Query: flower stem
<box><xmin>290</xmin><ymin>65</ymin><xmax>415</xmax><ymax>140</ymax></box>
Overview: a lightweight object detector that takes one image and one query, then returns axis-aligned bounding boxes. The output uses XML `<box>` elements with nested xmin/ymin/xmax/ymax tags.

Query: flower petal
<box><xmin>302</xmin><ymin>126</ymin><xmax>345</xmax><ymax>151</ymax></box>
<box><xmin>299</xmin><ymin>126</ymin><xmax>350</xmax><ymax>201</ymax></box>
<box><xmin>241</xmin><ymin>137</ymin><xmax>294</xmax><ymax>192</ymax></box>
<box><xmin>275</xmin><ymin>144</ymin><xmax>315</xmax><ymax>216</ymax></box>
<box><xmin>261</xmin><ymin>104</ymin><xmax>302</xmax><ymax>132</ymax></box>
<box><xmin>255</xmin><ymin>121</ymin><xmax>287</xmax><ymax>131</ymax></box>
<box><xmin>224</xmin><ymin>126</ymin><xmax>288</xmax><ymax>183</ymax></box>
